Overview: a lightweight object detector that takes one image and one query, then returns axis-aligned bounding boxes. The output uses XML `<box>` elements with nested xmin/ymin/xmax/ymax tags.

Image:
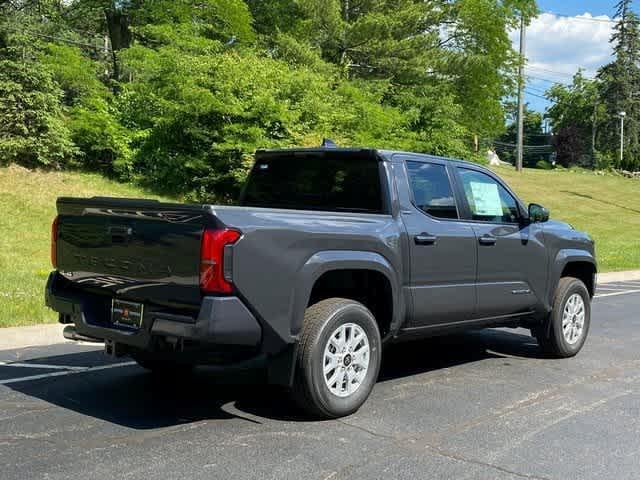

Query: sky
<box><xmin>512</xmin><ymin>1</ymin><xmax>626</xmax><ymax>113</ymax></box>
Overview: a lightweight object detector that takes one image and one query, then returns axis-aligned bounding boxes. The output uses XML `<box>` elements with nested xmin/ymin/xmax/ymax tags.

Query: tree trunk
<box><xmin>104</xmin><ymin>8</ymin><xmax>131</xmax><ymax>83</ymax></box>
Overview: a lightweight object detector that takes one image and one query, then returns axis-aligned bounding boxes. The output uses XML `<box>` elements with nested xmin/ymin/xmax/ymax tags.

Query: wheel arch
<box><xmin>291</xmin><ymin>251</ymin><xmax>402</xmax><ymax>341</ymax></box>
<box><xmin>549</xmin><ymin>249</ymin><xmax>597</xmax><ymax>303</ymax></box>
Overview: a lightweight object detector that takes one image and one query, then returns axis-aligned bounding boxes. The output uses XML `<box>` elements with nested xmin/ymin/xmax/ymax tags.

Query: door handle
<box><xmin>414</xmin><ymin>233</ymin><xmax>437</xmax><ymax>246</ymax></box>
<box><xmin>478</xmin><ymin>234</ymin><xmax>497</xmax><ymax>246</ymax></box>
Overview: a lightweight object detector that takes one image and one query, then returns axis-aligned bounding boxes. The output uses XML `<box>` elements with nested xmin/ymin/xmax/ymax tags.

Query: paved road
<box><xmin>2</xmin><ymin>282</ymin><xmax>640</xmax><ymax>480</ymax></box>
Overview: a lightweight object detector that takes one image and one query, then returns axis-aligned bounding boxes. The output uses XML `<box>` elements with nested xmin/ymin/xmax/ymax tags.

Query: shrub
<box><xmin>535</xmin><ymin>160</ymin><xmax>554</xmax><ymax>170</ymax></box>
<box><xmin>120</xmin><ymin>41</ymin><xmax>419</xmax><ymax>201</ymax></box>
<box><xmin>42</xmin><ymin>44</ymin><xmax>129</xmax><ymax>174</ymax></box>
<box><xmin>0</xmin><ymin>56</ymin><xmax>77</xmax><ymax>168</ymax></box>
<box><xmin>594</xmin><ymin>151</ymin><xmax>614</xmax><ymax>171</ymax></box>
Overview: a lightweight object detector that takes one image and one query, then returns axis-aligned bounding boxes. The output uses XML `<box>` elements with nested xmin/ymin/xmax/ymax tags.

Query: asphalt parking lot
<box><xmin>2</xmin><ymin>281</ymin><xmax>640</xmax><ymax>480</ymax></box>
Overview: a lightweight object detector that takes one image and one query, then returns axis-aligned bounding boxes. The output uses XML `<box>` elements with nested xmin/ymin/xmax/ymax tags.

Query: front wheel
<box><xmin>534</xmin><ymin>277</ymin><xmax>591</xmax><ymax>358</ymax></box>
<box><xmin>292</xmin><ymin>298</ymin><xmax>382</xmax><ymax>419</ymax></box>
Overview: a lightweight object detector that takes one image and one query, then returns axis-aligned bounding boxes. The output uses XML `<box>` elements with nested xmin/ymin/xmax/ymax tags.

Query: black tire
<box><xmin>534</xmin><ymin>277</ymin><xmax>591</xmax><ymax>358</ymax></box>
<box><xmin>292</xmin><ymin>298</ymin><xmax>382</xmax><ymax>419</ymax></box>
<box><xmin>130</xmin><ymin>352</ymin><xmax>194</xmax><ymax>376</ymax></box>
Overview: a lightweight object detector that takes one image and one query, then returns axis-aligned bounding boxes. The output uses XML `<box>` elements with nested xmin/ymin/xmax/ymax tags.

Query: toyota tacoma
<box><xmin>46</xmin><ymin>146</ymin><xmax>596</xmax><ymax>418</ymax></box>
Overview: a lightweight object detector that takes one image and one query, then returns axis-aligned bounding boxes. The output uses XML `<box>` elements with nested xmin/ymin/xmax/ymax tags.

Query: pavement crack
<box><xmin>337</xmin><ymin>419</ymin><xmax>557</xmax><ymax>480</ymax></box>
<box><xmin>337</xmin><ymin>419</ymin><xmax>396</xmax><ymax>440</ymax></box>
<box><xmin>423</xmin><ymin>444</ymin><xmax>555</xmax><ymax>480</ymax></box>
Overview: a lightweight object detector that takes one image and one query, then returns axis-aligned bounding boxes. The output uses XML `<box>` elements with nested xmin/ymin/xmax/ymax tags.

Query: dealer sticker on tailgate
<box><xmin>111</xmin><ymin>299</ymin><xmax>144</xmax><ymax>329</ymax></box>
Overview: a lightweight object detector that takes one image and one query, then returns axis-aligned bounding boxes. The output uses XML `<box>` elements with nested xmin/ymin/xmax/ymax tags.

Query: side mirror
<box><xmin>528</xmin><ymin>203</ymin><xmax>549</xmax><ymax>223</ymax></box>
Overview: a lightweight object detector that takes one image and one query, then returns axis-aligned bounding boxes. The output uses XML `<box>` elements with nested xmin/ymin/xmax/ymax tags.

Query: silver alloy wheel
<box><xmin>323</xmin><ymin>323</ymin><xmax>371</xmax><ymax>398</ymax></box>
<box><xmin>562</xmin><ymin>293</ymin><xmax>585</xmax><ymax>345</ymax></box>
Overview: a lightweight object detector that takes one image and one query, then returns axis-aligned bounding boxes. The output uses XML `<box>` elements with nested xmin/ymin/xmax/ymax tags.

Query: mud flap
<box><xmin>267</xmin><ymin>343</ymin><xmax>298</xmax><ymax>387</ymax></box>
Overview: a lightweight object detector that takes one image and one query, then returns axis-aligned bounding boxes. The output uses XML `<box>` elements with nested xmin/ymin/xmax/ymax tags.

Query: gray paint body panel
<box><xmin>211</xmin><ymin>206</ymin><xmax>404</xmax><ymax>352</ymax></box>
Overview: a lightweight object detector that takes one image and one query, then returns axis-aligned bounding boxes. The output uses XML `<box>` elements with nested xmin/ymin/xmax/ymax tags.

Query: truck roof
<box><xmin>255</xmin><ymin>147</ymin><xmax>479</xmax><ymax>168</ymax></box>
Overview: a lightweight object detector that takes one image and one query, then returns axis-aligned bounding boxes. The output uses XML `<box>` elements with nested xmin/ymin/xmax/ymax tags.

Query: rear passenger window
<box><xmin>406</xmin><ymin>161</ymin><xmax>458</xmax><ymax>219</ymax></box>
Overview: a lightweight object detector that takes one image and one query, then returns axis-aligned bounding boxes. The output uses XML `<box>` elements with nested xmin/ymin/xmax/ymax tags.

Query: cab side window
<box><xmin>458</xmin><ymin>168</ymin><xmax>520</xmax><ymax>223</ymax></box>
<box><xmin>406</xmin><ymin>161</ymin><xmax>458</xmax><ymax>220</ymax></box>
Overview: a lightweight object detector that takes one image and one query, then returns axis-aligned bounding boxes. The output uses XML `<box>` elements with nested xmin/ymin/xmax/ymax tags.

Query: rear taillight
<box><xmin>51</xmin><ymin>216</ymin><xmax>59</xmax><ymax>269</ymax></box>
<box><xmin>200</xmin><ymin>228</ymin><xmax>241</xmax><ymax>294</ymax></box>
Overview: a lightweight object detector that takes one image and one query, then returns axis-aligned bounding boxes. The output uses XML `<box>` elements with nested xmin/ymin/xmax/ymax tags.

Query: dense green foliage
<box><xmin>0</xmin><ymin>42</ymin><xmax>77</xmax><ymax>167</ymax></box>
<box><xmin>547</xmin><ymin>0</ymin><xmax>640</xmax><ymax>171</ymax></box>
<box><xmin>0</xmin><ymin>0</ymin><xmax>537</xmax><ymax>200</ymax></box>
<box><xmin>598</xmin><ymin>0</ymin><xmax>640</xmax><ymax>168</ymax></box>
<box><xmin>545</xmin><ymin>72</ymin><xmax>602</xmax><ymax>168</ymax></box>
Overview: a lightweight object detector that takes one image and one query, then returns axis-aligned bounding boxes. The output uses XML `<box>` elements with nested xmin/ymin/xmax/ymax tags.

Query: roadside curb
<box><xmin>0</xmin><ymin>324</ymin><xmax>70</xmax><ymax>351</ymax></box>
<box><xmin>598</xmin><ymin>270</ymin><xmax>640</xmax><ymax>284</ymax></box>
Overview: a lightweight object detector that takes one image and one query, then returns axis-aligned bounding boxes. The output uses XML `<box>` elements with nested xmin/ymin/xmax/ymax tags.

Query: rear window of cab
<box><xmin>241</xmin><ymin>151</ymin><xmax>384</xmax><ymax>214</ymax></box>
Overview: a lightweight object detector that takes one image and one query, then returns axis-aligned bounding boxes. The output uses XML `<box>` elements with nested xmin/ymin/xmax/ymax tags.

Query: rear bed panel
<box><xmin>210</xmin><ymin>205</ymin><xmax>403</xmax><ymax>352</ymax></box>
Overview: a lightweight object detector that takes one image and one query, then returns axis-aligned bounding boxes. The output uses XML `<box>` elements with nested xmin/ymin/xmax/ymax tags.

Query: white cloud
<box><xmin>510</xmin><ymin>13</ymin><xmax>615</xmax><ymax>82</ymax></box>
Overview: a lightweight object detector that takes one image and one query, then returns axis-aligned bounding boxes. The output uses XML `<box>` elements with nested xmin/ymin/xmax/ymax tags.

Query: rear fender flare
<box><xmin>290</xmin><ymin>250</ymin><xmax>402</xmax><ymax>338</ymax></box>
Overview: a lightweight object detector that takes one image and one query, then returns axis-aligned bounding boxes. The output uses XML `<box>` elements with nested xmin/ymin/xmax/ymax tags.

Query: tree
<box><xmin>597</xmin><ymin>0</ymin><xmax>640</xmax><ymax>170</ymax></box>
<box><xmin>42</xmin><ymin>44</ymin><xmax>130</xmax><ymax>172</ymax></box>
<box><xmin>117</xmin><ymin>8</ymin><xmax>413</xmax><ymax>200</ymax></box>
<box><xmin>245</xmin><ymin>0</ymin><xmax>301</xmax><ymax>35</ymax></box>
<box><xmin>545</xmin><ymin>71</ymin><xmax>603</xmax><ymax>167</ymax></box>
<box><xmin>553</xmin><ymin>126</ymin><xmax>585</xmax><ymax>168</ymax></box>
<box><xmin>441</xmin><ymin>0</ymin><xmax>538</xmax><ymax>139</ymax></box>
<box><xmin>0</xmin><ymin>0</ymin><xmax>541</xmax><ymax>200</ymax></box>
<box><xmin>0</xmin><ymin>39</ymin><xmax>77</xmax><ymax>167</ymax></box>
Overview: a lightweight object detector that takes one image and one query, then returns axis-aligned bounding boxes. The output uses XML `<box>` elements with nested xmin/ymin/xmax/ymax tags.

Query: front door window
<box><xmin>458</xmin><ymin>169</ymin><xmax>520</xmax><ymax>224</ymax></box>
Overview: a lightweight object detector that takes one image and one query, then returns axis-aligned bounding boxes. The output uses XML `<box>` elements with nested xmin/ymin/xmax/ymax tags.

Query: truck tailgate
<box><xmin>55</xmin><ymin>197</ymin><xmax>214</xmax><ymax>306</ymax></box>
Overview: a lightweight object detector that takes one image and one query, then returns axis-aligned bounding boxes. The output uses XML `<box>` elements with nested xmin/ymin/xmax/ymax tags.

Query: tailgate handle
<box><xmin>109</xmin><ymin>226</ymin><xmax>133</xmax><ymax>243</ymax></box>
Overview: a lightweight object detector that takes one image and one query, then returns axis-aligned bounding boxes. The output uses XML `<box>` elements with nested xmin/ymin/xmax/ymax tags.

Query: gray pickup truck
<box><xmin>46</xmin><ymin>147</ymin><xmax>596</xmax><ymax>418</ymax></box>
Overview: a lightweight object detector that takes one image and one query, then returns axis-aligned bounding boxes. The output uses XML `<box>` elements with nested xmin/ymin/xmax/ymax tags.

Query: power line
<box><xmin>493</xmin><ymin>145</ymin><xmax>553</xmax><ymax>151</ymax></box>
<box><xmin>527</xmin><ymin>75</ymin><xmax>570</xmax><ymax>86</ymax></box>
<box><xmin>526</xmin><ymin>84</ymin><xmax>548</xmax><ymax>94</ymax></box>
<box><xmin>526</xmin><ymin>65</ymin><xmax>596</xmax><ymax>80</ymax></box>
<box><xmin>524</xmin><ymin>89</ymin><xmax>550</xmax><ymax>101</ymax></box>
<box><xmin>2</xmin><ymin>26</ymin><xmax>110</xmax><ymax>51</ymax></box>
<box><xmin>525</xmin><ymin>74</ymin><xmax>570</xmax><ymax>86</ymax></box>
<box><xmin>493</xmin><ymin>140</ymin><xmax>552</xmax><ymax>148</ymax></box>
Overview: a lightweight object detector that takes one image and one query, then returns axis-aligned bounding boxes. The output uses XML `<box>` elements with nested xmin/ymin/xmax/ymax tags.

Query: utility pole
<box><xmin>516</xmin><ymin>15</ymin><xmax>526</xmax><ymax>172</ymax></box>
<box><xmin>619</xmin><ymin>111</ymin><xmax>626</xmax><ymax>163</ymax></box>
<box><xmin>591</xmin><ymin>102</ymin><xmax>597</xmax><ymax>167</ymax></box>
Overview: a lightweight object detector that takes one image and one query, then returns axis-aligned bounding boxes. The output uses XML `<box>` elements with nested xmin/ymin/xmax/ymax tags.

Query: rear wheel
<box><xmin>292</xmin><ymin>298</ymin><xmax>382</xmax><ymax>419</ymax></box>
<box><xmin>534</xmin><ymin>277</ymin><xmax>591</xmax><ymax>358</ymax></box>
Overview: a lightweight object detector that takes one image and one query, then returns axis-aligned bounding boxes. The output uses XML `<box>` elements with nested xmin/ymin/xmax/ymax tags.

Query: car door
<box><xmin>395</xmin><ymin>156</ymin><xmax>477</xmax><ymax>328</ymax></box>
<box><xmin>452</xmin><ymin>166</ymin><xmax>548</xmax><ymax>318</ymax></box>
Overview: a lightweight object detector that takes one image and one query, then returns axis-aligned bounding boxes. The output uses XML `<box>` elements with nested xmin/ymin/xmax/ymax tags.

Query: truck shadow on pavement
<box><xmin>6</xmin><ymin>329</ymin><xmax>542</xmax><ymax>428</ymax></box>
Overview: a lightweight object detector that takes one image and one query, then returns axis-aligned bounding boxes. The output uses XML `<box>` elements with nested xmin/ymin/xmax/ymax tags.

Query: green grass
<box><xmin>0</xmin><ymin>165</ymin><xmax>172</xmax><ymax>328</ymax></box>
<box><xmin>0</xmin><ymin>164</ymin><xmax>638</xmax><ymax>328</ymax></box>
<box><xmin>492</xmin><ymin>165</ymin><xmax>640</xmax><ymax>273</ymax></box>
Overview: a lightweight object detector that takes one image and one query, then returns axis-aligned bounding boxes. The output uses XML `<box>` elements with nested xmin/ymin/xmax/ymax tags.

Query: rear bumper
<box><xmin>45</xmin><ymin>272</ymin><xmax>262</xmax><ymax>351</ymax></box>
